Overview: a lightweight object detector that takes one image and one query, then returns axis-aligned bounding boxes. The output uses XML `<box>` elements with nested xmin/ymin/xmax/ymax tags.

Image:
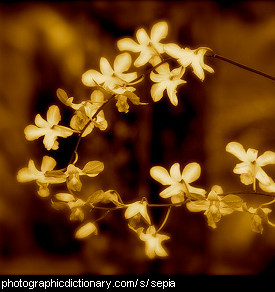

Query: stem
<box><xmin>68</xmin><ymin>94</ymin><xmax>115</xmax><ymax>165</ymax></box>
<box><xmin>156</xmin><ymin>206</ymin><xmax>172</xmax><ymax>233</ymax></box>
<box><xmin>207</xmin><ymin>53</ymin><xmax>275</xmax><ymax>81</ymax></box>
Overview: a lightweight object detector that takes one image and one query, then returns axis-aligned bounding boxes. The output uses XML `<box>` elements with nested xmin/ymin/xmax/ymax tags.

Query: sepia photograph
<box><xmin>0</xmin><ymin>0</ymin><xmax>275</xmax><ymax>276</ymax></box>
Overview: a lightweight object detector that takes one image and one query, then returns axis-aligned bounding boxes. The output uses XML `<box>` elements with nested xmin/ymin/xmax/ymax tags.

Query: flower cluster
<box><xmin>17</xmin><ymin>20</ymin><xmax>275</xmax><ymax>260</ymax></box>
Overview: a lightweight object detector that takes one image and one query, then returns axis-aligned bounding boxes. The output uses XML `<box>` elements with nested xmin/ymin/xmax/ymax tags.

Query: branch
<box><xmin>206</xmin><ymin>52</ymin><xmax>275</xmax><ymax>81</ymax></box>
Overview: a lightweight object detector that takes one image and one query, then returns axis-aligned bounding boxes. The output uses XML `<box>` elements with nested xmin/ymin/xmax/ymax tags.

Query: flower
<box><xmin>226</xmin><ymin>141</ymin><xmax>275</xmax><ymax>190</ymax></box>
<box><xmin>117</xmin><ymin>21</ymin><xmax>168</xmax><ymax>67</ymax></box>
<box><xmin>245</xmin><ymin>206</ymin><xmax>273</xmax><ymax>234</ymax></box>
<box><xmin>75</xmin><ymin>222</ymin><xmax>98</xmax><ymax>239</ymax></box>
<box><xmin>17</xmin><ymin>156</ymin><xmax>66</xmax><ymax>197</ymax></box>
<box><xmin>150</xmin><ymin>162</ymin><xmax>206</xmax><ymax>204</ymax></box>
<box><xmin>70</xmin><ymin>90</ymin><xmax>108</xmax><ymax>137</ymax></box>
<box><xmin>125</xmin><ymin>200</ymin><xmax>151</xmax><ymax>225</ymax></box>
<box><xmin>138</xmin><ymin>225</ymin><xmax>170</xmax><ymax>258</ymax></box>
<box><xmin>115</xmin><ymin>90</ymin><xmax>148</xmax><ymax>113</ymax></box>
<box><xmin>24</xmin><ymin>105</ymin><xmax>74</xmax><ymax>150</ymax></box>
<box><xmin>65</xmin><ymin>160</ymin><xmax>104</xmax><ymax>192</ymax></box>
<box><xmin>164</xmin><ymin>44</ymin><xmax>214</xmax><ymax>81</ymax></box>
<box><xmin>186</xmin><ymin>185</ymin><xmax>242</xmax><ymax>229</ymax></box>
<box><xmin>82</xmin><ymin>53</ymin><xmax>137</xmax><ymax>91</ymax></box>
<box><xmin>55</xmin><ymin>193</ymin><xmax>86</xmax><ymax>221</ymax></box>
<box><xmin>150</xmin><ymin>63</ymin><xmax>186</xmax><ymax>106</ymax></box>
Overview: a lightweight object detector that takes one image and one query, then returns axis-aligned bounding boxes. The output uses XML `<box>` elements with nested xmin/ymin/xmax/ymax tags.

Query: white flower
<box><xmin>70</xmin><ymin>90</ymin><xmax>108</xmax><ymax>137</ymax></box>
<box><xmin>186</xmin><ymin>185</ymin><xmax>242</xmax><ymax>229</ymax></box>
<box><xmin>65</xmin><ymin>161</ymin><xmax>104</xmax><ymax>192</ymax></box>
<box><xmin>226</xmin><ymin>141</ymin><xmax>275</xmax><ymax>190</ymax></box>
<box><xmin>17</xmin><ymin>156</ymin><xmax>66</xmax><ymax>197</ymax></box>
<box><xmin>117</xmin><ymin>21</ymin><xmax>168</xmax><ymax>67</ymax></box>
<box><xmin>24</xmin><ymin>105</ymin><xmax>74</xmax><ymax>150</ymax></box>
<box><xmin>125</xmin><ymin>201</ymin><xmax>151</xmax><ymax>225</ymax></box>
<box><xmin>150</xmin><ymin>63</ymin><xmax>186</xmax><ymax>106</ymax></box>
<box><xmin>164</xmin><ymin>44</ymin><xmax>214</xmax><ymax>81</ymax></box>
<box><xmin>245</xmin><ymin>206</ymin><xmax>273</xmax><ymax>234</ymax></box>
<box><xmin>138</xmin><ymin>226</ymin><xmax>170</xmax><ymax>259</ymax></box>
<box><xmin>82</xmin><ymin>53</ymin><xmax>137</xmax><ymax>91</ymax></box>
<box><xmin>17</xmin><ymin>156</ymin><xmax>66</xmax><ymax>184</ymax></box>
<box><xmin>150</xmin><ymin>162</ymin><xmax>206</xmax><ymax>203</ymax></box>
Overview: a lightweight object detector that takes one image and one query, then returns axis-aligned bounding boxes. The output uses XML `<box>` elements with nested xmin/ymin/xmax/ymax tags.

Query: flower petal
<box><xmin>100</xmin><ymin>57</ymin><xmax>113</xmax><ymax>76</ymax></box>
<box><xmin>35</xmin><ymin>114</ymin><xmax>48</xmax><ymax>128</ymax></box>
<box><xmin>233</xmin><ymin>162</ymin><xmax>251</xmax><ymax>174</ymax></box>
<box><xmin>166</xmin><ymin>83</ymin><xmax>179</xmax><ymax>106</ymax></box>
<box><xmin>150</xmin><ymin>82</ymin><xmax>167</xmax><ymax>102</ymax></box>
<box><xmin>43</xmin><ymin>132</ymin><xmax>57</xmax><ymax>150</ymax></box>
<box><xmin>247</xmin><ymin>148</ymin><xmax>258</xmax><ymax>162</ymax></box>
<box><xmin>186</xmin><ymin>200</ymin><xmax>209</xmax><ymax>212</ymax></box>
<box><xmin>117</xmin><ymin>38</ymin><xmax>140</xmax><ymax>52</ymax></box>
<box><xmin>82</xmin><ymin>161</ymin><xmax>104</xmax><ymax>177</ymax></box>
<box><xmin>75</xmin><ymin>222</ymin><xmax>97</xmax><ymax>239</ymax></box>
<box><xmin>82</xmin><ymin>70</ymin><xmax>99</xmax><ymax>86</ymax></box>
<box><xmin>257</xmin><ymin>151</ymin><xmax>275</xmax><ymax>166</ymax></box>
<box><xmin>256</xmin><ymin>167</ymin><xmax>272</xmax><ymax>185</ymax></box>
<box><xmin>134</xmin><ymin>50</ymin><xmax>152</xmax><ymax>67</ymax></box>
<box><xmin>226</xmin><ymin>142</ymin><xmax>247</xmax><ymax>161</ymax></box>
<box><xmin>24</xmin><ymin>125</ymin><xmax>47</xmax><ymax>141</ymax></box>
<box><xmin>181</xmin><ymin>162</ymin><xmax>201</xmax><ymax>183</ymax></box>
<box><xmin>47</xmin><ymin>105</ymin><xmax>61</xmax><ymax>126</ymax></box>
<box><xmin>114</xmin><ymin>53</ymin><xmax>132</xmax><ymax>73</ymax></box>
<box><xmin>150</xmin><ymin>166</ymin><xmax>173</xmax><ymax>185</ymax></box>
<box><xmin>188</xmin><ymin>185</ymin><xmax>207</xmax><ymax>196</ymax></box>
<box><xmin>136</xmin><ymin>28</ymin><xmax>150</xmax><ymax>45</ymax></box>
<box><xmin>151</xmin><ymin>21</ymin><xmax>168</xmax><ymax>43</ymax></box>
<box><xmin>41</xmin><ymin>156</ymin><xmax>56</xmax><ymax>172</ymax></box>
<box><xmin>160</xmin><ymin>184</ymin><xmax>184</xmax><ymax>198</ymax></box>
<box><xmin>170</xmin><ymin>163</ymin><xmax>181</xmax><ymax>182</ymax></box>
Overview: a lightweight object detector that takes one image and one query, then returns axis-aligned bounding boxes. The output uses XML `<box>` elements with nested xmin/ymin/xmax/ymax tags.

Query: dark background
<box><xmin>1</xmin><ymin>0</ymin><xmax>275</xmax><ymax>274</ymax></box>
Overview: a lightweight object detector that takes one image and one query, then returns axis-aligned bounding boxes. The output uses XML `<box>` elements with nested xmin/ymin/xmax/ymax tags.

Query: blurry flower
<box><xmin>55</xmin><ymin>193</ymin><xmax>86</xmax><ymax>221</ymax></box>
<box><xmin>117</xmin><ymin>21</ymin><xmax>168</xmax><ymax>67</ymax></box>
<box><xmin>82</xmin><ymin>53</ymin><xmax>137</xmax><ymax>91</ymax></box>
<box><xmin>186</xmin><ymin>185</ymin><xmax>242</xmax><ymax>229</ymax></box>
<box><xmin>115</xmin><ymin>90</ymin><xmax>148</xmax><ymax>113</ymax></box>
<box><xmin>17</xmin><ymin>156</ymin><xmax>66</xmax><ymax>197</ymax></box>
<box><xmin>24</xmin><ymin>105</ymin><xmax>74</xmax><ymax>150</ymax></box>
<box><xmin>138</xmin><ymin>225</ymin><xmax>170</xmax><ymax>258</ymax></box>
<box><xmin>244</xmin><ymin>205</ymin><xmax>273</xmax><ymax>234</ymax></box>
<box><xmin>65</xmin><ymin>161</ymin><xmax>104</xmax><ymax>192</ymax></box>
<box><xmin>164</xmin><ymin>44</ymin><xmax>214</xmax><ymax>81</ymax></box>
<box><xmin>87</xmin><ymin>190</ymin><xmax>123</xmax><ymax>206</ymax></box>
<box><xmin>125</xmin><ymin>200</ymin><xmax>151</xmax><ymax>225</ymax></box>
<box><xmin>226</xmin><ymin>142</ymin><xmax>275</xmax><ymax>190</ymax></box>
<box><xmin>150</xmin><ymin>162</ymin><xmax>206</xmax><ymax>204</ymax></box>
<box><xmin>70</xmin><ymin>90</ymin><xmax>107</xmax><ymax>137</ymax></box>
<box><xmin>150</xmin><ymin>63</ymin><xmax>186</xmax><ymax>106</ymax></box>
<box><xmin>75</xmin><ymin>222</ymin><xmax>98</xmax><ymax>239</ymax></box>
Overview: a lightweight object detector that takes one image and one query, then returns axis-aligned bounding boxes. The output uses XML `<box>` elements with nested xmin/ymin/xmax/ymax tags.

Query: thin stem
<box><xmin>207</xmin><ymin>52</ymin><xmax>275</xmax><ymax>81</ymax></box>
<box><xmin>68</xmin><ymin>94</ymin><xmax>115</xmax><ymax>165</ymax></box>
<box><xmin>156</xmin><ymin>206</ymin><xmax>172</xmax><ymax>233</ymax></box>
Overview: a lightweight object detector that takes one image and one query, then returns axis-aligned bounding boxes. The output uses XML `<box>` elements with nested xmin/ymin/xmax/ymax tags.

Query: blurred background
<box><xmin>1</xmin><ymin>0</ymin><xmax>275</xmax><ymax>274</ymax></box>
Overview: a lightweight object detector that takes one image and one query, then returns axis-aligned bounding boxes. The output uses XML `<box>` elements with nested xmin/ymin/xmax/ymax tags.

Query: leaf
<box><xmin>82</xmin><ymin>161</ymin><xmax>104</xmax><ymax>177</ymax></box>
<box><xmin>221</xmin><ymin>195</ymin><xmax>243</xmax><ymax>208</ymax></box>
<box><xmin>75</xmin><ymin>222</ymin><xmax>97</xmax><ymax>239</ymax></box>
